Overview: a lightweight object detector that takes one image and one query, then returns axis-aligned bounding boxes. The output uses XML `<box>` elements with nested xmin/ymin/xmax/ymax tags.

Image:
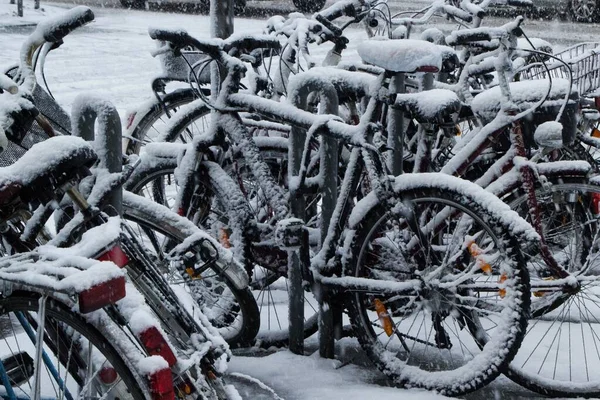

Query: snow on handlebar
<box><xmin>0</xmin><ymin>75</ymin><xmax>18</xmax><ymax>95</ymax></box>
<box><xmin>34</xmin><ymin>6</ymin><xmax>94</xmax><ymax>43</ymax></box>
<box><xmin>446</xmin><ymin>16</ymin><xmax>524</xmax><ymax>46</ymax></box>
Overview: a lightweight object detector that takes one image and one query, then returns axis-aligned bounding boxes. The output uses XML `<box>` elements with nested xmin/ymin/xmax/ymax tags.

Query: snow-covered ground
<box><xmin>0</xmin><ymin>1</ymin><xmax>596</xmax><ymax>398</ymax></box>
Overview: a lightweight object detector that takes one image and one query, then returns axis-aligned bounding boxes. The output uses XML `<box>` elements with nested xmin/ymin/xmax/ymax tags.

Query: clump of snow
<box><xmin>0</xmin><ymin>136</ymin><xmax>94</xmax><ymax>188</ymax></box>
<box><xmin>534</xmin><ymin>121</ymin><xmax>563</xmax><ymax>148</ymax></box>
<box><xmin>137</xmin><ymin>355</ymin><xmax>169</xmax><ymax>375</ymax></box>
<box><xmin>471</xmin><ymin>78</ymin><xmax>574</xmax><ymax>121</ymax></box>
<box><xmin>357</xmin><ymin>39</ymin><xmax>443</xmax><ymax>73</ymax></box>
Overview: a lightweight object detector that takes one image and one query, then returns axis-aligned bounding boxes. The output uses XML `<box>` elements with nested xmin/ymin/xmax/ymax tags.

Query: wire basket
<box><xmin>157</xmin><ymin>49</ymin><xmax>212</xmax><ymax>84</ymax></box>
<box><xmin>519</xmin><ymin>42</ymin><xmax>600</xmax><ymax>97</ymax></box>
<box><xmin>1</xmin><ymin>68</ymin><xmax>72</xmax><ymax>167</ymax></box>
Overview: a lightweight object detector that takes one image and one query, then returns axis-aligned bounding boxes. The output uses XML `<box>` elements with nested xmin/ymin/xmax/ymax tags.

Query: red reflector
<box><xmin>78</xmin><ymin>276</ymin><xmax>126</xmax><ymax>314</ymax></box>
<box><xmin>592</xmin><ymin>193</ymin><xmax>600</xmax><ymax>215</ymax></box>
<box><xmin>416</xmin><ymin>65</ymin><xmax>440</xmax><ymax>73</ymax></box>
<box><xmin>126</xmin><ymin>112</ymin><xmax>137</xmax><ymax>130</ymax></box>
<box><xmin>139</xmin><ymin>327</ymin><xmax>177</xmax><ymax>367</ymax></box>
<box><xmin>149</xmin><ymin>367</ymin><xmax>175</xmax><ymax>400</ymax></box>
<box><xmin>177</xmin><ymin>208</ymin><xmax>185</xmax><ymax>217</ymax></box>
<box><xmin>97</xmin><ymin>245</ymin><xmax>129</xmax><ymax>268</ymax></box>
<box><xmin>595</xmin><ymin>97</ymin><xmax>600</xmax><ymax>110</ymax></box>
<box><xmin>99</xmin><ymin>366</ymin><xmax>118</xmax><ymax>384</ymax></box>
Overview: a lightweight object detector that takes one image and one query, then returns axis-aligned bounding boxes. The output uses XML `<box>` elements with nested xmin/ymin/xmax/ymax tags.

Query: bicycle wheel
<box><xmin>125</xmin><ymin>158</ymin><xmax>321</xmax><ymax>347</ymax></box>
<box><xmin>0</xmin><ymin>291</ymin><xmax>146</xmax><ymax>399</ymax></box>
<box><xmin>344</xmin><ymin>175</ymin><xmax>530</xmax><ymax>396</ymax></box>
<box><xmin>505</xmin><ymin>180</ymin><xmax>600</xmax><ymax>397</ymax></box>
<box><xmin>121</xmin><ymin>193</ymin><xmax>260</xmax><ymax>348</ymax></box>
<box><xmin>124</xmin><ymin>88</ymin><xmax>210</xmax><ymax>155</ymax></box>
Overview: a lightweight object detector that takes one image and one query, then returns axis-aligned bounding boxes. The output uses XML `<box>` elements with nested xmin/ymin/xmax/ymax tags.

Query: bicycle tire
<box><xmin>504</xmin><ymin>180</ymin><xmax>600</xmax><ymax>397</ymax></box>
<box><xmin>125</xmin><ymin>159</ymin><xmax>321</xmax><ymax>347</ymax></box>
<box><xmin>344</xmin><ymin>174</ymin><xmax>530</xmax><ymax>396</ymax></box>
<box><xmin>0</xmin><ymin>291</ymin><xmax>147</xmax><ymax>399</ymax></box>
<box><xmin>124</xmin><ymin>88</ymin><xmax>209</xmax><ymax>155</ymax></box>
<box><xmin>121</xmin><ymin>192</ymin><xmax>260</xmax><ymax>348</ymax></box>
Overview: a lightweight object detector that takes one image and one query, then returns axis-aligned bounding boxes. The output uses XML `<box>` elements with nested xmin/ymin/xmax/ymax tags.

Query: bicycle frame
<box><xmin>169</xmin><ymin>41</ymin><xmax>522</xmax><ymax>298</ymax></box>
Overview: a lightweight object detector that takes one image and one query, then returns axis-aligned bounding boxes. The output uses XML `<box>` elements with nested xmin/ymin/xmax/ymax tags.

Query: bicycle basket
<box><xmin>519</xmin><ymin>42</ymin><xmax>600</xmax><ymax>97</ymax></box>
<box><xmin>0</xmin><ymin>69</ymin><xmax>72</xmax><ymax>167</ymax></box>
<box><xmin>158</xmin><ymin>49</ymin><xmax>211</xmax><ymax>84</ymax></box>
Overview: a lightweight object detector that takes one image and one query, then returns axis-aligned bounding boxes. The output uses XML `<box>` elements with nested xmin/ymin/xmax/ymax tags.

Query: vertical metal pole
<box><xmin>289</xmin><ymin>79</ymin><xmax>340</xmax><ymax>358</ymax></box>
<box><xmin>288</xmin><ymin>95</ymin><xmax>307</xmax><ymax>355</ymax></box>
<box><xmin>318</xmin><ymin>99</ymin><xmax>339</xmax><ymax>360</ymax></box>
<box><xmin>17</xmin><ymin>0</ymin><xmax>23</xmax><ymax>17</ymax></box>
<box><xmin>34</xmin><ymin>0</ymin><xmax>39</xmax><ymax>10</ymax></box>
<box><xmin>210</xmin><ymin>0</ymin><xmax>234</xmax><ymax>39</ymax></box>
<box><xmin>388</xmin><ymin>72</ymin><xmax>405</xmax><ymax>176</ymax></box>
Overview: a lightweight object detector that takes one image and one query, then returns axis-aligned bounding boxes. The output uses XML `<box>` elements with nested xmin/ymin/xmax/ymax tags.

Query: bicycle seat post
<box><xmin>388</xmin><ymin>72</ymin><xmax>406</xmax><ymax>176</ymax></box>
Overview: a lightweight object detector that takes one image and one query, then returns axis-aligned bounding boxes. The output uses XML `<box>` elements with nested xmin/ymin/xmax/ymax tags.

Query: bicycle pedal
<box><xmin>275</xmin><ymin>218</ymin><xmax>305</xmax><ymax>250</ymax></box>
<box><xmin>1</xmin><ymin>351</ymin><xmax>34</xmax><ymax>387</ymax></box>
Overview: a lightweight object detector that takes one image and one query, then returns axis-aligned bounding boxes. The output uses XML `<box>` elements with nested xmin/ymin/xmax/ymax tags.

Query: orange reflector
<box><xmin>534</xmin><ymin>277</ymin><xmax>556</xmax><ymax>297</ymax></box>
<box><xmin>498</xmin><ymin>274</ymin><xmax>507</xmax><ymax>298</ymax></box>
<box><xmin>78</xmin><ymin>276</ymin><xmax>126</xmax><ymax>314</ymax></box>
<box><xmin>185</xmin><ymin>267</ymin><xmax>201</xmax><ymax>279</ymax></box>
<box><xmin>593</xmin><ymin>127</ymin><xmax>600</xmax><ymax>138</ymax></box>
<box><xmin>176</xmin><ymin>381</ymin><xmax>193</xmax><ymax>395</ymax></box>
<box><xmin>219</xmin><ymin>228</ymin><xmax>231</xmax><ymax>249</ymax></box>
<box><xmin>467</xmin><ymin>242</ymin><xmax>492</xmax><ymax>274</ymax></box>
<box><xmin>373</xmin><ymin>299</ymin><xmax>394</xmax><ymax>337</ymax></box>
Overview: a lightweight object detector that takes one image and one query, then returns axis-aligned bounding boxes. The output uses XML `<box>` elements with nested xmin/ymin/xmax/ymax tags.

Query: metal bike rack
<box><xmin>287</xmin><ymin>75</ymin><xmax>340</xmax><ymax>358</ymax></box>
<box><xmin>71</xmin><ymin>94</ymin><xmax>123</xmax><ymax>215</ymax></box>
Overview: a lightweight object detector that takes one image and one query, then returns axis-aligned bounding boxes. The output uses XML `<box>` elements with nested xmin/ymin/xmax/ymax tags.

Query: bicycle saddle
<box><xmin>471</xmin><ymin>79</ymin><xmax>577</xmax><ymax>121</ymax></box>
<box><xmin>0</xmin><ymin>136</ymin><xmax>97</xmax><ymax>206</ymax></box>
<box><xmin>357</xmin><ymin>39</ymin><xmax>443</xmax><ymax>73</ymax></box>
<box><xmin>395</xmin><ymin>89</ymin><xmax>461</xmax><ymax>124</ymax></box>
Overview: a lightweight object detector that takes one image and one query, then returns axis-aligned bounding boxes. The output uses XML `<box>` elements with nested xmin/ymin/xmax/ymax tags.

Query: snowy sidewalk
<box><xmin>0</xmin><ymin>0</ymin><xmax>69</xmax><ymax>27</ymax></box>
<box><xmin>228</xmin><ymin>342</ymin><xmax>449</xmax><ymax>400</ymax></box>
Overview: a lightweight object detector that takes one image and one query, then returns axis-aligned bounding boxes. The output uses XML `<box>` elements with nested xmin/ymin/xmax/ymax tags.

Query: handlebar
<box><xmin>316</xmin><ymin>0</ymin><xmax>363</xmax><ymax>20</ymax></box>
<box><xmin>35</xmin><ymin>6</ymin><xmax>94</xmax><ymax>43</ymax></box>
<box><xmin>17</xmin><ymin>6</ymin><xmax>94</xmax><ymax>95</ymax></box>
<box><xmin>149</xmin><ymin>28</ymin><xmax>281</xmax><ymax>56</ymax></box>
<box><xmin>507</xmin><ymin>0</ymin><xmax>534</xmax><ymax>7</ymax></box>
<box><xmin>446</xmin><ymin>16</ymin><xmax>524</xmax><ymax>45</ymax></box>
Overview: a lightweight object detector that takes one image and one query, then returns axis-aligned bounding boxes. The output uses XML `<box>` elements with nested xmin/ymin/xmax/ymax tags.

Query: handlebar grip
<box><xmin>317</xmin><ymin>0</ymin><xmax>360</xmax><ymax>21</ymax></box>
<box><xmin>314</xmin><ymin>14</ymin><xmax>344</xmax><ymax>38</ymax></box>
<box><xmin>443</xmin><ymin>5</ymin><xmax>473</xmax><ymax>23</ymax></box>
<box><xmin>149</xmin><ymin>28</ymin><xmax>222</xmax><ymax>55</ymax></box>
<box><xmin>507</xmin><ymin>0</ymin><xmax>534</xmax><ymax>7</ymax></box>
<box><xmin>38</xmin><ymin>6</ymin><xmax>94</xmax><ymax>43</ymax></box>
<box><xmin>446</xmin><ymin>30</ymin><xmax>492</xmax><ymax>46</ymax></box>
<box><xmin>459</xmin><ymin>0</ymin><xmax>486</xmax><ymax>19</ymax></box>
<box><xmin>226</xmin><ymin>35</ymin><xmax>282</xmax><ymax>53</ymax></box>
